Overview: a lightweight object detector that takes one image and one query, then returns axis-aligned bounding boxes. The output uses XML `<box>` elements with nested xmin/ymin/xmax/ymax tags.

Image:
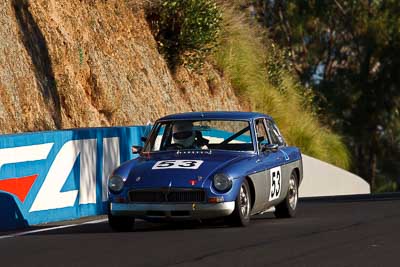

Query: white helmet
<box><xmin>172</xmin><ymin>121</ymin><xmax>195</xmax><ymax>148</ymax></box>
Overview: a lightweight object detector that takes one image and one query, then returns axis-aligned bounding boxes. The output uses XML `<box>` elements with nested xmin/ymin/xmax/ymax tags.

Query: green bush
<box><xmin>147</xmin><ymin>0</ymin><xmax>222</xmax><ymax>70</ymax></box>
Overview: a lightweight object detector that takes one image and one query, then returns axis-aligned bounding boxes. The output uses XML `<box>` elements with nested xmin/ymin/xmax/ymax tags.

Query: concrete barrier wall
<box><xmin>299</xmin><ymin>155</ymin><xmax>370</xmax><ymax>197</ymax></box>
<box><xmin>0</xmin><ymin>126</ymin><xmax>147</xmax><ymax>230</ymax></box>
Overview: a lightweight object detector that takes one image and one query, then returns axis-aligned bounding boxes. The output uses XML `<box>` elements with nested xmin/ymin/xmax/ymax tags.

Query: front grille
<box><xmin>129</xmin><ymin>188</ymin><xmax>206</xmax><ymax>203</ymax></box>
<box><xmin>168</xmin><ymin>190</ymin><xmax>205</xmax><ymax>202</ymax></box>
<box><xmin>130</xmin><ymin>191</ymin><xmax>165</xmax><ymax>202</ymax></box>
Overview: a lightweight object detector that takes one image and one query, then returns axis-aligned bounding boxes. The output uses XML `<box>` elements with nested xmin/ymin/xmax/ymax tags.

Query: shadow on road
<box><xmin>16</xmin><ymin>214</ymin><xmax>277</xmax><ymax>236</ymax></box>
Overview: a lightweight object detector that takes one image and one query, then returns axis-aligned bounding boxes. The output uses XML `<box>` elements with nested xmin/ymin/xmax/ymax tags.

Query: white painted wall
<box><xmin>299</xmin><ymin>155</ymin><xmax>370</xmax><ymax>197</ymax></box>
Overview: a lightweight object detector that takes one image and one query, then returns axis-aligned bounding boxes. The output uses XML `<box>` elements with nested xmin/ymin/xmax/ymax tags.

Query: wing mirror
<box><xmin>132</xmin><ymin>136</ymin><xmax>147</xmax><ymax>154</ymax></box>
<box><xmin>261</xmin><ymin>143</ymin><xmax>279</xmax><ymax>153</ymax></box>
<box><xmin>131</xmin><ymin>146</ymin><xmax>143</xmax><ymax>154</ymax></box>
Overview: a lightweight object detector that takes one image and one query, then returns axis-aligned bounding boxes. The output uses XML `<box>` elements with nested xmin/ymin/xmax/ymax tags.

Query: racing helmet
<box><xmin>172</xmin><ymin>121</ymin><xmax>195</xmax><ymax>148</ymax></box>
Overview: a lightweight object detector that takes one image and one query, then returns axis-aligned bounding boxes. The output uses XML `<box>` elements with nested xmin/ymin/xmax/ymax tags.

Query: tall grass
<box><xmin>213</xmin><ymin>8</ymin><xmax>350</xmax><ymax>169</ymax></box>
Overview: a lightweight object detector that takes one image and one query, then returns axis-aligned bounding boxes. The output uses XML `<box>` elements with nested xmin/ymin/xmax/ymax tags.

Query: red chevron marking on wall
<box><xmin>0</xmin><ymin>175</ymin><xmax>38</xmax><ymax>203</ymax></box>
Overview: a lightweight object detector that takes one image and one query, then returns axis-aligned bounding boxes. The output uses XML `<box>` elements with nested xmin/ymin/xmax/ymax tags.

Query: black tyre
<box><xmin>274</xmin><ymin>171</ymin><xmax>298</xmax><ymax>218</ymax></box>
<box><xmin>108</xmin><ymin>213</ymin><xmax>135</xmax><ymax>232</ymax></box>
<box><xmin>226</xmin><ymin>179</ymin><xmax>251</xmax><ymax>226</ymax></box>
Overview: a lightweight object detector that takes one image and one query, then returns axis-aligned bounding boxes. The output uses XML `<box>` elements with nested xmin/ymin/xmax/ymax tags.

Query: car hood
<box><xmin>122</xmin><ymin>151</ymin><xmax>249</xmax><ymax>188</ymax></box>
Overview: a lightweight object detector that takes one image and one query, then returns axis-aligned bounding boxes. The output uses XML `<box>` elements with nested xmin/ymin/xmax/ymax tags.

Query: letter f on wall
<box><xmin>0</xmin><ymin>144</ymin><xmax>53</xmax><ymax>203</ymax></box>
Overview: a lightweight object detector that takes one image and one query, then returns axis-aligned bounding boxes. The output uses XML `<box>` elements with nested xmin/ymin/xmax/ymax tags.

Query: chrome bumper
<box><xmin>110</xmin><ymin>201</ymin><xmax>235</xmax><ymax>220</ymax></box>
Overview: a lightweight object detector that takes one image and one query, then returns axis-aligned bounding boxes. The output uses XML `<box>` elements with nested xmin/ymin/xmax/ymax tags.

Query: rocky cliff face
<box><xmin>0</xmin><ymin>0</ymin><xmax>243</xmax><ymax>134</ymax></box>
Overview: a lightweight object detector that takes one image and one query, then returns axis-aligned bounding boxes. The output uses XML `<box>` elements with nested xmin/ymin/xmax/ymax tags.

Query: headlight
<box><xmin>108</xmin><ymin>175</ymin><xmax>124</xmax><ymax>193</ymax></box>
<box><xmin>213</xmin><ymin>173</ymin><xmax>232</xmax><ymax>192</ymax></box>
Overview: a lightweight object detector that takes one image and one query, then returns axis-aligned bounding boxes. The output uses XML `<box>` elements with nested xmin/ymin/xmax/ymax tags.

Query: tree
<box><xmin>251</xmin><ymin>0</ymin><xmax>400</xmax><ymax>190</ymax></box>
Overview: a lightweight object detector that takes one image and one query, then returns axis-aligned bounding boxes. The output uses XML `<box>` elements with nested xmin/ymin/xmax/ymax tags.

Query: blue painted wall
<box><xmin>0</xmin><ymin>126</ymin><xmax>148</xmax><ymax>231</ymax></box>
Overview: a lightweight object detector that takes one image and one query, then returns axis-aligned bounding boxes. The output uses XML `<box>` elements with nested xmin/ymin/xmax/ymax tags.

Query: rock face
<box><xmin>0</xmin><ymin>0</ymin><xmax>243</xmax><ymax>134</ymax></box>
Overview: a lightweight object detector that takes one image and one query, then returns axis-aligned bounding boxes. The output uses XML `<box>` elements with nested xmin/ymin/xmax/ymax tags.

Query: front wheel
<box><xmin>108</xmin><ymin>212</ymin><xmax>135</xmax><ymax>232</ymax></box>
<box><xmin>274</xmin><ymin>171</ymin><xmax>298</xmax><ymax>218</ymax></box>
<box><xmin>226</xmin><ymin>179</ymin><xmax>251</xmax><ymax>227</ymax></box>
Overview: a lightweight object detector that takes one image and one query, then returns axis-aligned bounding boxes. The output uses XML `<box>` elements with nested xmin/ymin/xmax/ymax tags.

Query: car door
<box><xmin>265</xmin><ymin>119</ymin><xmax>292</xmax><ymax>206</ymax></box>
<box><xmin>248</xmin><ymin>118</ymin><xmax>286</xmax><ymax>214</ymax></box>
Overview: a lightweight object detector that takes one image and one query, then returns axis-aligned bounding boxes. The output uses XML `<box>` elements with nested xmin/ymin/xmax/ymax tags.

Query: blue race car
<box><xmin>107</xmin><ymin>111</ymin><xmax>303</xmax><ymax>230</ymax></box>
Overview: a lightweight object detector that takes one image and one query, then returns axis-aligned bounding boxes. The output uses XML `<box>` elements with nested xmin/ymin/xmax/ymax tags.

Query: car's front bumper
<box><xmin>110</xmin><ymin>201</ymin><xmax>235</xmax><ymax>220</ymax></box>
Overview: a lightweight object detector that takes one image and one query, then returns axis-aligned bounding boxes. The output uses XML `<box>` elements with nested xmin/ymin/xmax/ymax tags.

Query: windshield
<box><xmin>144</xmin><ymin>120</ymin><xmax>254</xmax><ymax>152</ymax></box>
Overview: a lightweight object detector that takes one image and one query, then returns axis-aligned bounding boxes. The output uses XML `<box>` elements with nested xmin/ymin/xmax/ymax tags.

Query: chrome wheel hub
<box><xmin>240</xmin><ymin>184</ymin><xmax>250</xmax><ymax>218</ymax></box>
<box><xmin>288</xmin><ymin>175</ymin><xmax>298</xmax><ymax>210</ymax></box>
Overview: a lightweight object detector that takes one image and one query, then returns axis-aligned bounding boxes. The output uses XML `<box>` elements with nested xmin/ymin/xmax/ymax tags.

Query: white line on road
<box><xmin>0</xmin><ymin>218</ymin><xmax>108</xmax><ymax>240</ymax></box>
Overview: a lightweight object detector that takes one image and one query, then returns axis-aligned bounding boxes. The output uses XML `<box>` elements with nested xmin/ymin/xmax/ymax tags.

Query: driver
<box><xmin>172</xmin><ymin>121</ymin><xmax>196</xmax><ymax>148</ymax></box>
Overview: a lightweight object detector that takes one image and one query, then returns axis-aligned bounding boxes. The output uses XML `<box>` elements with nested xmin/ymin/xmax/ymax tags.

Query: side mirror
<box><xmin>261</xmin><ymin>143</ymin><xmax>279</xmax><ymax>153</ymax></box>
<box><xmin>131</xmin><ymin>146</ymin><xmax>143</xmax><ymax>154</ymax></box>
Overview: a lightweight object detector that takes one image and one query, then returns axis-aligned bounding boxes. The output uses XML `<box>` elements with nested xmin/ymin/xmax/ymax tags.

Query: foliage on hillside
<box><xmin>147</xmin><ymin>0</ymin><xmax>222</xmax><ymax>70</ymax></box>
<box><xmin>213</xmin><ymin>8</ymin><xmax>350</xmax><ymax>169</ymax></box>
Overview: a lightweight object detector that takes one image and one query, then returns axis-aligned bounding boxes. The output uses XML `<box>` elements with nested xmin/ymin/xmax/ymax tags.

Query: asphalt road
<box><xmin>1</xmin><ymin>196</ymin><xmax>400</xmax><ymax>267</ymax></box>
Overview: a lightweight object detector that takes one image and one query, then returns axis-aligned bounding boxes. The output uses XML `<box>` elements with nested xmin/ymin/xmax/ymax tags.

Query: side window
<box><xmin>152</xmin><ymin>124</ymin><xmax>166</xmax><ymax>151</ymax></box>
<box><xmin>148</xmin><ymin>123</ymin><xmax>172</xmax><ymax>151</ymax></box>
<box><xmin>255</xmin><ymin>119</ymin><xmax>269</xmax><ymax>150</ymax></box>
<box><xmin>266</xmin><ymin>120</ymin><xmax>285</xmax><ymax>146</ymax></box>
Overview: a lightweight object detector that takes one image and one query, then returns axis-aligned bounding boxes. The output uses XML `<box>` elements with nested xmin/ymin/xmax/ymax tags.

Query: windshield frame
<box><xmin>142</xmin><ymin>118</ymin><xmax>256</xmax><ymax>153</ymax></box>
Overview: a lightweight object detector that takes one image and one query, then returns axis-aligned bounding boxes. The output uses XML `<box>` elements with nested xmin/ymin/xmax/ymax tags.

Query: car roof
<box><xmin>158</xmin><ymin>111</ymin><xmax>272</xmax><ymax>121</ymax></box>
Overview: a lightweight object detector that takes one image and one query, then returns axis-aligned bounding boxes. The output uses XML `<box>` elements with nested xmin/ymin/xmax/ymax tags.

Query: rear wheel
<box><xmin>274</xmin><ymin>171</ymin><xmax>298</xmax><ymax>218</ymax></box>
<box><xmin>226</xmin><ymin>179</ymin><xmax>251</xmax><ymax>226</ymax></box>
<box><xmin>108</xmin><ymin>212</ymin><xmax>135</xmax><ymax>232</ymax></box>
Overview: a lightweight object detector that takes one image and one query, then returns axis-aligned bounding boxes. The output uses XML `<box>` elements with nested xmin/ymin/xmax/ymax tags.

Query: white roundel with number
<box><xmin>152</xmin><ymin>160</ymin><xmax>204</xmax><ymax>170</ymax></box>
<box><xmin>269</xmin><ymin>166</ymin><xmax>282</xmax><ymax>201</ymax></box>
